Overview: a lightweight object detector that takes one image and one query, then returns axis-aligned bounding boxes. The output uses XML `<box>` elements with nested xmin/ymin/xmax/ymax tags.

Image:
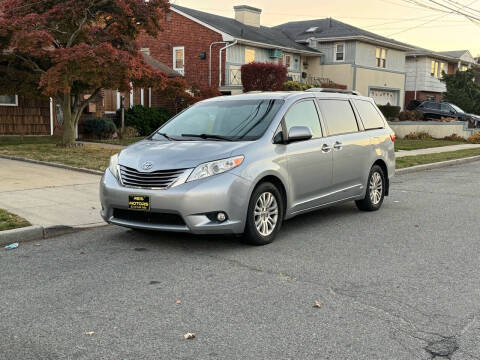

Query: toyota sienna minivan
<box><xmin>100</xmin><ymin>89</ymin><xmax>395</xmax><ymax>245</ymax></box>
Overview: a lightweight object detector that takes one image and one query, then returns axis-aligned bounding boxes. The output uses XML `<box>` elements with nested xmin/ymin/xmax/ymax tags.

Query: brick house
<box><xmin>138</xmin><ymin>4</ymin><xmax>322</xmax><ymax>95</ymax></box>
<box><xmin>405</xmin><ymin>48</ymin><xmax>478</xmax><ymax>107</ymax></box>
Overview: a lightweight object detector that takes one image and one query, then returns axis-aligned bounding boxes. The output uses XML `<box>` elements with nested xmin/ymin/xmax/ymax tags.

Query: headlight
<box><xmin>109</xmin><ymin>153</ymin><xmax>119</xmax><ymax>179</ymax></box>
<box><xmin>187</xmin><ymin>156</ymin><xmax>244</xmax><ymax>182</ymax></box>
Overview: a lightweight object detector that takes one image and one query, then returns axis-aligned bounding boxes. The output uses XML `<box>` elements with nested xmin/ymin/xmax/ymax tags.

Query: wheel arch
<box><xmin>372</xmin><ymin>159</ymin><xmax>389</xmax><ymax>196</ymax></box>
<box><xmin>251</xmin><ymin>174</ymin><xmax>288</xmax><ymax>218</ymax></box>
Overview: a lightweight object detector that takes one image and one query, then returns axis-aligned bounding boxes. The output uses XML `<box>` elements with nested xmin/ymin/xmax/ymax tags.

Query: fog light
<box><xmin>217</xmin><ymin>212</ymin><xmax>227</xmax><ymax>222</ymax></box>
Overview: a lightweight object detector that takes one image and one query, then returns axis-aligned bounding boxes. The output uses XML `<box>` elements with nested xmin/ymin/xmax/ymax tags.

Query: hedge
<box><xmin>377</xmin><ymin>104</ymin><xmax>401</xmax><ymax>120</ymax></box>
<box><xmin>116</xmin><ymin>105</ymin><xmax>171</xmax><ymax>136</ymax></box>
<box><xmin>241</xmin><ymin>62</ymin><xmax>287</xmax><ymax>92</ymax></box>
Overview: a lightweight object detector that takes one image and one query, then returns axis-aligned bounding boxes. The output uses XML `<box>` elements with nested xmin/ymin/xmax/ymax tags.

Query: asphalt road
<box><xmin>1</xmin><ymin>162</ymin><xmax>480</xmax><ymax>360</ymax></box>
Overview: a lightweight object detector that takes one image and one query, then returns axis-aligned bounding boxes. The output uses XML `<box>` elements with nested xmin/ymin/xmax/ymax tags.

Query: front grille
<box><xmin>113</xmin><ymin>209</ymin><xmax>186</xmax><ymax>226</ymax></box>
<box><xmin>119</xmin><ymin>165</ymin><xmax>186</xmax><ymax>189</ymax></box>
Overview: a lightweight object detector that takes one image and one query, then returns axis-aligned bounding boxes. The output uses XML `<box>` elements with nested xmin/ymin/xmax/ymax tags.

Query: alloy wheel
<box><xmin>254</xmin><ymin>192</ymin><xmax>279</xmax><ymax>236</ymax></box>
<box><xmin>369</xmin><ymin>172</ymin><xmax>383</xmax><ymax>205</ymax></box>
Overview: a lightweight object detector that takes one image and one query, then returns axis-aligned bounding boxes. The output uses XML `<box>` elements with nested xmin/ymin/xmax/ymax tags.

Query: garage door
<box><xmin>370</xmin><ymin>89</ymin><xmax>398</xmax><ymax>106</ymax></box>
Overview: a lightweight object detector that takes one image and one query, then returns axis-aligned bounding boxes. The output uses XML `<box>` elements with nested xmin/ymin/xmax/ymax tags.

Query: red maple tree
<box><xmin>0</xmin><ymin>0</ymin><xmax>170</xmax><ymax>145</ymax></box>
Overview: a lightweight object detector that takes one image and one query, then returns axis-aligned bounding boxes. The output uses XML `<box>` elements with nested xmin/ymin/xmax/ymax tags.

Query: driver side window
<box><xmin>284</xmin><ymin>100</ymin><xmax>323</xmax><ymax>138</ymax></box>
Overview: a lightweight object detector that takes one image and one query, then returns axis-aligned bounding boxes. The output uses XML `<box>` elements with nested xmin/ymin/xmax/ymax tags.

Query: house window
<box><xmin>173</xmin><ymin>46</ymin><xmax>184</xmax><ymax>75</ymax></box>
<box><xmin>439</xmin><ymin>62</ymin><xmax>445</xmax><ymax>77</ymax></box>
<box><xmin>245</xmin><ymin>48</ymin><xmax>255</xmax><ymax>63</ymax></box>
<box><xmin>430</xmin><ymin>60</ymin><xmax>442</xmax><ymax>77</ymax></box>
<box><xmin>334</xmin><ymin>43</ymin><xmax>344</xmax><ymax>62</ymax></box>
<box><xmin>0</xmin><ymin>94</ymin><xmax>18</xmax><ymax>106</ymax></box>
<box><xmin>461</xmin><ymin>65</ymin><xmax>468</xmax><ymax>71</ymax></box>
<box><xmin>376</xmin><ymin>48</ymin><xmax>386</xmax><ymax>68</ymax></box>
<box><xmin>284</xmin><ymin>55</ymin><xmax>291</xmax><ymax>69</ymax></box>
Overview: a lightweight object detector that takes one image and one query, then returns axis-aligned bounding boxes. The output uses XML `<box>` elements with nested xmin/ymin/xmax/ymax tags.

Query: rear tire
<box><xmin>356</xmin><ymin>165</ymin><xmax>385</xmax><ymax>212</ymax></box>
<box><xmin>242</xmin><ymin>182</ymin><xmax>284</xmax><ymax>246</ymax></box>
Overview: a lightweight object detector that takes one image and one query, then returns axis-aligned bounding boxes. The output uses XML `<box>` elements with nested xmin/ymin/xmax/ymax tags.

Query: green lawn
<box><xmin>81</xmin><ymin>137</ymin><xmax>144</xmax><ymax>146</ymax></box>
<box><xmin>0</xmin><ymin>209</ymin><xmax>31</xmax><ymax>232</ymax></box>
<box><xmin>396</xmin><ymin>148</ymin><xmax>480</xmax><ymax>169</ymax></box>
<box><xmin>395</xmin><ymin>139</ymin><xmax>465</xmax><ymax>151</ymax></box>
<box><xmin>0</xmin><ymin>136</ymin><xmax>119</xmax><ymax>171</ymax></box>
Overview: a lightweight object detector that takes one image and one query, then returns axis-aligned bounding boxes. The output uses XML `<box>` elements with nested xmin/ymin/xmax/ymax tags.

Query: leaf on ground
<box><xmin>85</xmin><ymin>331</ymin><xmax>95</xmax><ymax>336</ymax></box>
<box><xmin>176</xmin><ymin>300</ymin><xmax>182</xmax><ymax>305</ymax></box>
<box><xmin>313</xmin><ymin>301</ymin><xmax>323</xmax><ymax>308</ymax></box>
<box><xmin>184</xmin><ymin>332</ymin><xmax>196</xmax><ymax>340</ymax></box>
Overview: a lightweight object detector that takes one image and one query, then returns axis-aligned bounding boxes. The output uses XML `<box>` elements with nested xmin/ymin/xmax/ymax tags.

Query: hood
<box><xmin>119</xmin><ymin>139</ymin><xmax>250</xmax><ymax>171</ymax></box>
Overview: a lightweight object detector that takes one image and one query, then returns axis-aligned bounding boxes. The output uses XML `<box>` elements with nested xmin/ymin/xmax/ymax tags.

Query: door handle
<box><xmin>321</xmin><ymin>144</ymin><xmax>332</xmax><ymax>153</ymax></box>
<box><xmin>333</xmin><ymin>141</ymin><xmax>343</xmax><ymax>150</ymax></box>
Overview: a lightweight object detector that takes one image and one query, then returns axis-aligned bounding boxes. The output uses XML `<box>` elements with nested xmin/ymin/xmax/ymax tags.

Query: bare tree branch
<box><xmin>14</xmin><ymin>54</ymin><xmax>46</xmax><ymax>73</ymax></box>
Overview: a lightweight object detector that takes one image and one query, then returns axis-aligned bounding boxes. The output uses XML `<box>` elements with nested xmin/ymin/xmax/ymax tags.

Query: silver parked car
<box><xmin>100</xmin><ymin>89</ymin><xmax>395</xmax><ymax>245</ymax></box>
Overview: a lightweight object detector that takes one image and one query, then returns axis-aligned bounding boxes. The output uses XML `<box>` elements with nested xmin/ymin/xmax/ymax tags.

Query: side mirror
<box><xmin>287</xmin><ymin>126</ymin><xmax>313</xmax><ymax>143</ymax></box>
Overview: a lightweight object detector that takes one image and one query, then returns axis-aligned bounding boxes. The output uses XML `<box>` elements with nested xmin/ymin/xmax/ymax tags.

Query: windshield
<box><xmin>151</xmin><ymin>99</ymin><xmax>284</xmax><ymax>141</ymax></box>
<box><xmin>450</xmin><ymin>104</ymin><xmax>465</xmax><ymax>113</ymax></box>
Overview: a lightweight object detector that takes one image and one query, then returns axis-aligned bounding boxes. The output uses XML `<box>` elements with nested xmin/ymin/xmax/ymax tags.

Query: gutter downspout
<box><xmin>209</xmin><ymin>41</ymin><xmax>227</xmax><ymax>87</ymax></box>
<box><xmin>49</xmin><ymin>97</ymin><xmax>54</xmax><ymax>136</ymax></box>
<box><xmin>219</xmin><ymin>40</ymin><xmax>238</xmax><ymax>88</ymax></box>
<box><xmin>414</xmin><ymin>55</ymin><xmax>418</xmax><ymax>100</ymax></box>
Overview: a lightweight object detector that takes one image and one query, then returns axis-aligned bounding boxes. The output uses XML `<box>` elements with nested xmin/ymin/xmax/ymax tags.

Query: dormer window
<box><xmin>334</xmin><ymin>43</ymin><xmax>344</xmax><ymax>62</ymax></box>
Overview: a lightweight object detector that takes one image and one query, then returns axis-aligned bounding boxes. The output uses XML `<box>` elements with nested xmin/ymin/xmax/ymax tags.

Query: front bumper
<box><xmin>99</xmin><ymin>170</ymin><xmax>251</xmax><ymax>234</ymax></box>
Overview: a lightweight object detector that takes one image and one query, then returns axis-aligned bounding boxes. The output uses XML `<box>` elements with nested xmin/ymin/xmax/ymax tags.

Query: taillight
<box><xmin>390</xmin><ymin>134</ymin><xmax>396</xmax><ymax>142</ymax></box>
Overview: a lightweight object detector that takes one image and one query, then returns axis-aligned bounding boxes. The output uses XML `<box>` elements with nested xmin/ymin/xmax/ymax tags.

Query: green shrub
<box><xmin>82</xmin><ymin>118</ymin><xmax>117</xmax><ymax>139</ymax></box>
<box><xmin>377</xmin><ymin>104</ymin><xmax>401</xmax><ymax>120</ymax></box>
<box><xmin>283</xmin><ymin>81</ymin><xmax>313</xmax><ymax>91</ymax></box>
<box><xmin>116</xmin><ymin>105</ymin><xmax>171</xmax><ymax>136</ymax></box>
<box><xmin>404</xmin><ymin>131</ymin><xmax>434</xmax><ymax>140</ymax></box>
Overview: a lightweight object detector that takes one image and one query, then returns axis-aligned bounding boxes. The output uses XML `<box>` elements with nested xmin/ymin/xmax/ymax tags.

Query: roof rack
<box><xmin>305</xmin><ymin>88</ymin><xmax>361</xmax><ymax>96</ymax></box>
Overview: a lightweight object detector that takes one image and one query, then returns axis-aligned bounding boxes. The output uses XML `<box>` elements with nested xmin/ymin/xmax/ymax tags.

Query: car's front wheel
<box><xmin>356</xmin><ymin>165</ymin><xmax>385</xmax><ymax>211</ymax></box>
<box><xmin>242</xmin><ymin>182</ymin><xmax>284</xmax><ymax>246</ymax></box>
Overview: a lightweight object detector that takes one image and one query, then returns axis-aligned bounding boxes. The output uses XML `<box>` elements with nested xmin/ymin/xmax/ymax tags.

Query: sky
<box><xmin>172</xmin><ymin>0</ymin><xmax>480</xmax><ymax>57</ymax></box>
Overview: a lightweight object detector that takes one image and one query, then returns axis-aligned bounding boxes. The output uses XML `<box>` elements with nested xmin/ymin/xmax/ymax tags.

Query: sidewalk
<box><xmin>395</xmin><ymin>143</ymin><xmax>480</xmax><ymax>158</ymax></box>
<box><xmin>0</xmin><ymin>158</ymin><xmax>103</xmax><ymax>228</ymax></box>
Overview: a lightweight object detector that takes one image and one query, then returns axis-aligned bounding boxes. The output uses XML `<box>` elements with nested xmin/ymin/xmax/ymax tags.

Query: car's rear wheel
<box><xmin>356</xmin><ymin>165</ymin><xmax>385</xmax><ymax>211</ymax></box>
<box><xmin>242</xmin><ymin>182</ymin><xmax>284</xmax><ymax>246</ymax></box>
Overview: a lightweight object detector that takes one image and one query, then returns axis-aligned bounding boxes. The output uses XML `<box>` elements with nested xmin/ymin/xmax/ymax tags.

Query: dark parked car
<box><xmin>407</xmin><ymin>100</ymin><xmax>479</xmax><ymax>124</ymax></box>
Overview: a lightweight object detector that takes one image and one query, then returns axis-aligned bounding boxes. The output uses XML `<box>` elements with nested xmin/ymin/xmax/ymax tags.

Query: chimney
<box><xmin>234</xmin><ymin>5</ymin><xmax>262</xmax><ymax>28</ymax></box>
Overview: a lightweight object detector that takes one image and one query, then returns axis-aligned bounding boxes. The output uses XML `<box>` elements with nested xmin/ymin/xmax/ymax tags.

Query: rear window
<box><xmin>317</xmin><ymin>99</ymin><xmax>359</xmax><ymax>136</ymax></box>
<box><xmin>353</xmin><ymin>100</ymin><xmax>385</xmax><ymax>130</ymax></box>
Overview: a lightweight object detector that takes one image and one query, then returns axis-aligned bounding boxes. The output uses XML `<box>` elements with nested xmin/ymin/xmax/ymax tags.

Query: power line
<box><xmin>387</xmin><ymin>0</ymin><xmax>480</xmax><ymax>35</ymax></box>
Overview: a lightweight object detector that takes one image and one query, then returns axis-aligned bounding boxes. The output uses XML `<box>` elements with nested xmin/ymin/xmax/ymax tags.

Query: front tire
<box><xmin>242</xmin><ymin>182</ymin><xmax>284</xmax><ymax>246</ymax></box>
<box><xmin>356</xmin><ymin>165</ymin><xmax>385</xmax><ymax>212</ymax></box>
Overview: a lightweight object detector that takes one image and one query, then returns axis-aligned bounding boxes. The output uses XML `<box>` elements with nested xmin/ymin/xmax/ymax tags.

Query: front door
<box><xmin>284</xmin><ymin>99</ymin><xmax>333</xmax><ymax>213</ymax></box>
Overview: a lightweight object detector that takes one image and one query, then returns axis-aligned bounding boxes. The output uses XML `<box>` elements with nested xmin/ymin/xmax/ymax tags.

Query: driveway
<box><xmin>1</xmin><ymin>162</ymin><xmax>479</xmax><ymax>359</ymax></box>
<box><xmin>0</xmin><ymin>158</ymin><xmax>102</xmax><ymax>227</ymax></box>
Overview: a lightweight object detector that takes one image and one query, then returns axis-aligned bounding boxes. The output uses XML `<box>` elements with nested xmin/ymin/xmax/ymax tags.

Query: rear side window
<box><xmin>441</xmin><ymin>103</ymin><xmax>452</xmax><ymax>112</ymax></box>
<box><xmin>318</xmin><ymin>99</ymin><xmax>358</xmax><ymax>136</ymax></box>
<box><xmin>353</xmin><ymin>100</ymin><xmax>385</xmax><ymax>130</ymax></box>
<box><xmin>284</xmin><ymin>100</ymin><xmax>323</xmax><ymax>138</ymax></box>
<box><xmin>424</xmin><ymin>102</ymin><xmax>440</xmax><ymax>110</ymax></box>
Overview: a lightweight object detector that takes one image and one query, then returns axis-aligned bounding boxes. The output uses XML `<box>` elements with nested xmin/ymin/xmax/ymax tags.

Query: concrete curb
<box><xmin>0</xmin><ymin>154</ymin><xmax>103</xmax><ymax>176</ymax></box>
<box><xmin>396</xmin><ymin>155</ymin><xmax>480</xmax><ymax>175</ymax></box>
<box><xmin>0</xmin><ymin>224</ymin><xmax>108</xmax><ymax>247</ymax></box>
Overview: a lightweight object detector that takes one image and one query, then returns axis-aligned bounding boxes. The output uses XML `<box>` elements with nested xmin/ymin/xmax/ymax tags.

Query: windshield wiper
<box><xmin>181</xmin><ymin>133</ymin><xmax>234</xmax><ymax>141</ymax></box>
<box><xmin>158</xmin><ymin>132</ymin><xmax>175</xmax><ymax>141</ymax></box>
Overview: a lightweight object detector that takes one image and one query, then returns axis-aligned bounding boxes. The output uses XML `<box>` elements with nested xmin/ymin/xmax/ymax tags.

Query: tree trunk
<box><xmin>59</xmin><ymin>93</ymin><xmax>75</xmax><ymax>145</ymax></box>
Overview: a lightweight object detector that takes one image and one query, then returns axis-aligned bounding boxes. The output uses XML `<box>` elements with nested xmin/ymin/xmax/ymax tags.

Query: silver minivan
<box><xmin>100</xmin><ymin>90</ymin><xmax>395</xmax><ymax>245</ymax></box>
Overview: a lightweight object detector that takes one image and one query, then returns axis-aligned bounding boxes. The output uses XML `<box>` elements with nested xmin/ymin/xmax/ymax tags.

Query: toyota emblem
<box><xmin>142</xmin><ymin>161</ymin><xmax>153</xmax><ymax>171</ymax></box>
